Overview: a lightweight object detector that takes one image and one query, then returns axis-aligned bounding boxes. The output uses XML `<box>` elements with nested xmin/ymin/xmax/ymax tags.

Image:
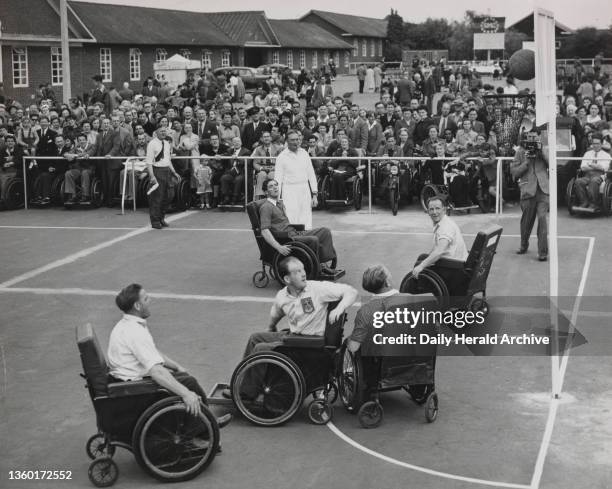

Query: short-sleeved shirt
<box><xmin>350</xmin><ymin>290</ymin><xmax>401</xmax><ymax>344</ymax></box>
<box><xmin>107</xmin><ymin>314</ymin><xmax>164</xmax><ymax>381</ymax></box>
<box><xmin>271</xmin><ymin>280</ymin><xmax>350</xmax><ymax>336</ymax></box>
<box><xmin>259</xmin><ymin>199</ymin><xmax>293</xmax><ymax>235</ymax></box>
<box><xmin>434</xmin><ymin>215</ymin><xmax>468</xmax><ymax>261</ymax></box>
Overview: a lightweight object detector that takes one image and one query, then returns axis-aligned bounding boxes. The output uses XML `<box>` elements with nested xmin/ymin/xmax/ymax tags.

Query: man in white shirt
<box><xmin>411</xmin><ymin>196</ymin><xmax>469</xmax><ymax>296</ymax></box>
<box><xmin>108</xmin><ymin>283</ymin><xmax>231</xmax><ymax>426</ymax></box>
<box><xmin>146</xmin><ymin>126</ymin><xmax>180</xmax><ymax>229</ymax></box>
<box><xmin>274</xmin><ymin>130</ymin><xmax>318</xmax><ymax>229</ymax></box>
<box><xmin>575</xmin><ymin>134</ymin><xmax>611</xmax><ymax>209</ymax></box>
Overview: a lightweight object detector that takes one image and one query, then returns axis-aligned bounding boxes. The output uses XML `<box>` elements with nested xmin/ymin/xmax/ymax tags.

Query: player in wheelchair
<box><xmin>400</xmin><ymin>195</ymin><xmax>502</xmax><ymax>314</ymax></box>
<box><xmin>223</xmin><ymin>256</ymin><xmax>358</xmax><ymax>426</ymax></box>
<box><xmin>339</xmin><ymin>265</ymin><xmax>439</xmax><ymax>428</ymax></box>
<box><xmin>76</xmin><ymin>284</ymin><xmax>231</xmax><ymax>487</ymax></box>
<box><xmin>566</xmin><ymin>133</ymin><xmax>612</xmax><ymax>215</ymax></box>
<box><xmin>0</xmin><ymin>134</ymin><xmax>26</xmax><ymax>210</ymax></box>
<box><xmin>320</xmin><ymin>136</ymin><xmax>364</xmax><ymax>209</ymax></box>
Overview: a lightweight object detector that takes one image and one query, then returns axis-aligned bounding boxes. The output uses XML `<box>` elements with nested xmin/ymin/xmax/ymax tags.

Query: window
<box><xmin>272</xmin><ymin>50</ymin><xmax>280</xmax><ymax>64</ymax></box>
<box><xmin>12</xmin><ymin>48</ymin><xmax>28</xmax><ymax>87</ymax></box>
<box><xmin>344</xmin><ymin>51</ymin><xmax>350</xmax><ymax>68</ymax></box>
<box><xmin>179</xmin><ymin>49</ymin><xmax>191</xmax><ymax>59</ymax></box>
<box><xmin>323</xmin><ymin>50</ymin><xmax>329</xmax><ymax>64</ymax></box>
<box><xmin>312</xmin><ymin>51</ymin><xmax>318</xmax><ymax>68</ymax></box>
<box><xmin>370</xmin><ymin>39</ymin><xmax>375</xmax><ymax>57</ymax></box>
<box><xmin>286</xmin><ymin>50</ymin><xmax>293</xmax><ymax>69</ymax></box>
<box><xmin>129</xmin><ymin>48</ymin><xmax>141</xmax><ymax>81</ymax></box>
<box><xmin>99</xmin><ymin>48</ymin><xmax>112</xmax><ymax>82</ymax></box>
<box><xmin>155</xmin><ymin>48</ymin><xmax>167</xmax><ymax>62</ymax></box>
<box><xmin>353</xmin><ymin>38</ymin><xmax>358</xmax><ymax>57</ymax></box>
<box><xmin>51</xmin><ymin>47</ymin><xmax>63</xmax><ymax>86</ymax></box>
<box><xmin>201</xmin><ymin>50</ymin><xmax>212</xmax><ymax>68</ymax></box>
<box><xmin>361</xmin><ymin>39</ymin><xmax>367</xmax><ymax>57</ymax></box>
<box><xmin>378</xmin><ymin>40</ymin><xmax>383</xmax><ymax>57</ymax></box>
<box><xmin>299</xmin><ymin>50</ymin><xmax>306</xmax><ymax>69</ymax></box>
<box><xmin>221</xmin><ymin>50</ymin><xmax>231</xmax><ymax>67</ymax></box>
<box><xmin>334</xmin><ymin>51</ymin><xmax>340</xmax><ymax>67</ymax></box>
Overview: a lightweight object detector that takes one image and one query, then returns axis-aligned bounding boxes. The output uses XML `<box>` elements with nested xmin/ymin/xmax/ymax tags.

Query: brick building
<box><xmin>0</xmin><ymin>1</ymin><xmax>386</xmax><ymax>104</ymax></box>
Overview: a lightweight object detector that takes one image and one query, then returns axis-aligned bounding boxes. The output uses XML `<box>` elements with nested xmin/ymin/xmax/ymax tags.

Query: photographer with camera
<box><xmin>510</xmin><ymin>128</ymin><xmax>549</xmax><ymax>262</ymax></box>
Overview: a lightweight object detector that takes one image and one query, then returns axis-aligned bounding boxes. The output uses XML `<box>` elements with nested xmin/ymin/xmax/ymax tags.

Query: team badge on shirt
<box><xmin>301</xmin><ymin>297</ymin><xmax>315</xmax><ymax>314</ymax></box>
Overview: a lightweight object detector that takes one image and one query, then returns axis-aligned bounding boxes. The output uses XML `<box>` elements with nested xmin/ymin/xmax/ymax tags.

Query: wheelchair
<box><xmin>566</xmin><ymin>169</ymin><xmax>612</xmax><ymax>217</ymax></box>
<box><xmin>399</xmin><ymin>225</ymin><xmax>503</xmax><ymax>315</ymax></box>
<box><xmin>419</xmin><ymin>161</ymin><xmax>484</xmax><ymax>214</ymax></box>
<box><xmin>0</xmin><ymin>176</ymin><xmax>26</xmax><ymax>210</ymax></box>
<box><xmin>372</xmin><ymin>160</ymin><xmax>413</xmax><ymax>216</ymax></box>
<box><xmin>246</xmin><ymin>199</ymin><xmax>344</xmax><ymax>288</ymax></box>
<box><xmin>227</xmin><ymin>302</ymin><xmax>346</xmax><ymax>426</ymax></box>
<box><xmin>133</xmin><ymin>172</ymin><xmax>193</xmax><ymax>212</ymax></box>
<box><xmin>61</xmin><ymin>173</ymin><xmax>104</xmax><ymax>209</ymax></box>
<box><xmin>338</xmin><ymin>297</ymin><xmax>439</xmax><ymax>428</ymax></box>
<box><xmin>76</xmin><ymin>324</ymin><xmax>219</xmax><ymax>487</ymax></box>
<box><xmin>320</xmin><ymin>165</ymin><xmax>364</xmax><ymax>211</ymax></box>
<box><xmin>30</xmin><ymin>172</ymin><xmax>64</xmax><ymax>206</ymax></box>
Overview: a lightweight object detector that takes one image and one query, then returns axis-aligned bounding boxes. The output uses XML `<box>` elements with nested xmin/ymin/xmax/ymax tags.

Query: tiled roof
<box><xmin>268</xmin><ymin>20</ymin><xmax>353</xmax><ymax>49</ymax></box>
<box><xmin>301</xmin><ymin>9</ymin><xmax>388</xmax><ymax>38</ymax></box>
<box><xmin>206</xmin><ymin>11</ymin><xmax>280</xmax><ymax>46</ymax></box>
<box><xmin>68</xmin><ymin>1</ymin><xmax>238</xmax><ymax>46</ymax></box>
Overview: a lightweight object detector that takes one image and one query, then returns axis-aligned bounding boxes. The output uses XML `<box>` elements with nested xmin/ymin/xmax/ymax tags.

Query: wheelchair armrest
<box><xmin>291</xmin><ymin>224</ymin><xmax>305</xmax><ymax>231</ymax></box>
<box><xmin>433</xmin><ymin>258</ymin><xmax>466</xmax><ymax>270</ymax></box>
<box><xmin>281</xmin><ymin>334</ymin><xmax>326</xmax><ymax>348</ymax></box>
<box><xmin>107</xmin><ymin>378</ymin><xmax>165</xmax><ymax>398</ymax></box>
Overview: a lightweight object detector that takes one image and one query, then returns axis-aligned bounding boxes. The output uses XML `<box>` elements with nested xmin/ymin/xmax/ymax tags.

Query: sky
<box><xmin>72</xmin><ymin>0</ymin><xmax>612</xmax><ymax>29</ymax></box>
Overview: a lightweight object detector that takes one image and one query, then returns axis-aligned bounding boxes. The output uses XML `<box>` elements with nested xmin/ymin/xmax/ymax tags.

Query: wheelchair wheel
<box><xmin>132</xmin><ymin>397</ymin><xmax>219</xmax><ymax>482</ymax></box>
<box><xmin>338</xmin><ymin>343</ymin><xmax>366</xmax><ymax>413</ymax></box>
<box><xmin>88</xmin><ymin>456</ymin><xmax>119</xmax><ymax>488</ymax></box>
<box><xmin>137</xmin><ymin>174</ymin><xmax>150</xmax><ymax>207</ymax></box>
<box><xmin>566</xmin><ymin>177</ymin><xmax>577</xmax><ymax>216</ymax></box>
<box><xmin>353</xmin><ymin>177</ymin><xmax>362</xmax><ymax>210</ymax></box>
<box><xmin>86</xmin><ymin>433</ymin><xmax>116</xmax><ymax>460</ymax></box>
<box><xmin>313</xmin><ymin>380</ymin><xmax>338</xmax><ymax>404</ymax></box>
<box><xmin>307</xmin><ymin>399</ymin><xmax>333</xmax><ymax>425</ymax></box>
<box><xmin>252</xmin><ymin>270</ymin><xmax>269</xmax><ymax>288</ymax></box>
<box><xmin>407</xmin><ymin>384</ymin><xmax>433</xmax><ymax>405</ymax></box>
<box><xmin>469</xmin><ymin>298</ymin><xmax>489</xmax><ymax>317</ymax></box>
<box><xmin>4</xmin><ymin>178</ymin><xmax>25</xmax><ymax>209</ymax></box>
<box><xmin>420</xmin><ymin>184</ymin><xmax>438</xmax><ymax>212</ymax></box>
<box><xmin>390</xmin><ymin>186</ymin><xmax>399</xmax><ymax>216</ymax></box>
<box><xmin>230</xmin><ymin>351</ymin><xmax>305</xmax><ymax>426</ymax></box>
<box><xmin>399</xmin><ymin>270</ymin><xmax>449</xmax><ymax>308</ymax></box>
<box><xmin>51</xmin><ymin>175</ymin><xmax>64</xmax><ymax>205</ymax></box>
<box><xmin>321</xmin><ymin>174</ymin><xmax>331</xmax><ymax>210</ymax></box>
<box><xmin>425</xmin><ymin>391</ymin><xmax>439</xmax><ymax>423</ymax></box>
<box><xmin>602</xmin><ymin>181</ymin><xmax>612</xmax><ymax>217</ymax></box>
<box><xmin>90</xmin><ymin>178</ymin><xmax>104</xmax><ymax>208</ymax></box>
<box><xmin>272</xmin><ymin>242</ymin><xmax>318</xmax><ymax>287</ymax></box>
<box><xmin>358</xmin><ymin>401</ymin><xmax>384</xmax><ymax>429</ymax></box>
<box><xmin>315</xmin><ymin>175</ymin><xmax>325</xmax><ymax>210</ymax></box>
<box><xmin>174</xmin><ymin>178</ymin><xmax>192</xmax><ymax>211</ymax></box>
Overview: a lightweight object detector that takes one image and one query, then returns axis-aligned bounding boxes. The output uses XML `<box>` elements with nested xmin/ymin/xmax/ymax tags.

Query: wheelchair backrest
<box><xmin>76</xmin><ymin>323</ymin><xmax>109</xmax><ymax>399</ymax></box>
<box><xmin>465</xmin><ymin>225</ymin><xmax>503</xmax><ymax>296</ymax></box>
<box><xmin>247</xmin><ymin>199</ymin><xmax>276</xmax><ymax>263</ymax></box>
<box><xmin>324</xmin><ymin>301</ymin><xmax>345</xmax><ymax>349</ymax></box>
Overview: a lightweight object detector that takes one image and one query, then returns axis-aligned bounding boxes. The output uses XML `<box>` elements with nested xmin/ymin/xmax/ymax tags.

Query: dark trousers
<box><xmin>520</xmin><ymin>186</ymin><xmax>549</xmax><ymax>256</ymax></box>
<box><xmin>109</xmin><ymin>371</ymin><xmax>208</xmax><ymax>404</ymax></box>
<box><xmin>449</xmin><ymin>175</ymin><xmax>470</xmax><ymax>207</ymax></box>
<box><xmin>37</xmin><ymin>171</ymin><xmax>56</xmax><ymax>198</ymax></box>
<box><xmin>359</xmin><ymin>79</ymin><xmax>365</xmax><ymax>94</ymax></box>
<box><xmin>291</xmin><ymin>227</ymin><xmax>337</xmax><ymax>263</ymax></box>
<box><xmin>331</xmin><ymin>172</ymin><xmax>355</xmax><ymax>200</ymax></box>
<box><xmin>414</xmin><ymin>253</ymin><xmax>469</xmax><ymax>298</ymax></box>
<box><xmin>574</xmin><ymin>175</ymin><xmax>602</xmax><ymax>206</ymax></box>
<box><xmin>149</xmin><ymin>166</ymin><xmax>170</xmax><ymax>225</ymax></box>
<box><xmin>220</xmin><ymin>172</ymin><xmax>245</xmax><ymax>202</ymax></box>
<box><xmin>101</xmin><ymin>164</ymin><xmax>120</xmax><ymax>205</ymax></box>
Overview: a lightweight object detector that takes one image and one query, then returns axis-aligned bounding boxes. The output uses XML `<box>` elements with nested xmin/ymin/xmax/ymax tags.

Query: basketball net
<box><xmin>535</xmin><ymin>8</ymin><xmax>561</xmax><ymax>398</ymax></box>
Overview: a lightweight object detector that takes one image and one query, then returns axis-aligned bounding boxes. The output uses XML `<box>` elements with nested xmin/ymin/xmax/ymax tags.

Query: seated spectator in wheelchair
<box><xmin>444</xmin><ymin>156</ymin><xmax>472</xmax><ymax>207</ymax></box>
<box><xmin>305</xmin><ymin>134</ymin><xmax>326</xmax><ymax>174</ymax></box>
<box><xmin>422</xmin><ymin>142</ymin><xmax>446</xmax><ymax>185</ymax></box>
<box><xmin>109</xmin><ymin>283</ymin><xmax>231</xmax><ymax>426</ymax></box>
<box><xmin>63</xmin><ymin>133</ymin><xmax>96</xmax><ymax>204</ymax></box>
<box><xmin>200</xmin><ymin>133</ymin><xmax>229</xmax><ymax>208</ymax></box>
<box><xmin>243</xmin><ymin>256</ymin><xmax>357</xmax><ymax>358</ymax></box>
<box><xmin>477</xmin><ymin>143</ymin><xmax>501</xmax><ymax>203</ymax></box>
<box><xmin>220</xmin><ymin>136</ymin><xmax>251</xmax><ymax>204</ymax></box>
<box><xmin>421</xmin><ymin>126</ymin><xmax>443</xmax><ymax>157</ymax></box>
<box><xmin>252</xmin><ymin>131</ymin><xmax>281</xmax><ymax>199</ymax></box>
<box><xmin>119</xmin><ymin>133</ymin><xmax>148</xmax><ymax>202</ymax></box>
<box><xmin>0</xmin><ymin>134</ymin><xmax>24</xmax><ymax>203</ymax></box>
<box><xmin>260</xmin><ymin>179</ymin><xmax>340</xmax><ymax>275</ymax></box>
<box><xmin>376</xmin><ymin>132</ymin><xmax>401</xmax><ymax>158</ymax></box>
<box><xmin>33</xmin><ymin>134</ymin><xmax>69</xmax><ymax>204</ymax></box>
<box><xmin>329</xmin><ymin>136</ymin><xmax>359</xmax><ymax>200</ymax></box>
<box><xmin>575</xmin><ymin>134</ymin><xmax>611</xmax><ymax>209</ymax></box>
<box><xmin>410</xmin><ymin>196</ymin><xmax>469</xmax><ymax>297</ymax></box>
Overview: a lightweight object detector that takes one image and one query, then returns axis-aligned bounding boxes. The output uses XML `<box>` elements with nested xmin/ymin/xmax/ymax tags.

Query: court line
<box><xmin>327</xmin><ymin>422</ymin><xmax>530</xmax><ymax>489</ymax></box>
<box><xmin>0</xmin><ymin>224</ymin><xmax>594</xmax><ymax>240</ymax></box>
<box><xmin>529</xmin><ymin>236</ymin><xmax>595</xmax><ymax>489</ymax></box>
<box><xmin>0</xmin><ymin>211</ymin><xmax>196</xmax><ymax>289</ymax></box>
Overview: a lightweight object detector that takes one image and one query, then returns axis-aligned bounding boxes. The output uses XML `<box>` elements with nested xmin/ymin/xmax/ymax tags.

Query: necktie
<box><xmin>265</xmin><ymin>147</ymin><xmax>271</xmax><ymax>166</ymax></box>
<box><xmin>440</xmin><ymin>117</ymin><xmax>446</xmax><ymax>134</ymax></box>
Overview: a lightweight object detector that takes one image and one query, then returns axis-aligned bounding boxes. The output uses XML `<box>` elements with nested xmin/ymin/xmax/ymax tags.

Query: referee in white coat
<box><xmin>274</xmin><ymin>130</ymin><xmax>318</xmax><ymax>230</ymax></box>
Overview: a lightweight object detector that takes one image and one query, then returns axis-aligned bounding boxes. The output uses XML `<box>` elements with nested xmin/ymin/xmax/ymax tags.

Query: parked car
<box><xmin>212</xmin><ymin>66</ymin><xmax>268</xmax><ymax>91</ymax></box>
<box><xmin>256</xmin><ymin>64</ymin><xmax>300</xmax><ymax>79</ymax></box>
<box><xmin>382</xmin><ymin>61</ymin><xmax>406</xmax><ymax>76</ymax></box>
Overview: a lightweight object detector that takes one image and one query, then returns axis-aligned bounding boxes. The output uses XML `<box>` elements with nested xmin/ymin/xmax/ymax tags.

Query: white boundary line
<box><xmin>327</xmin><ymin>422</ymin><xmax>531</xmax><ymax>489</ymax></box>
<box><xmin>0</xmin><ymin>212</ymin><xmax>196</xmax><ymax>289</ymax></box>
<box><xmin>528</xmin><ymin>236</ymin><xmax>595</xmax><ymax>489</ymax></box>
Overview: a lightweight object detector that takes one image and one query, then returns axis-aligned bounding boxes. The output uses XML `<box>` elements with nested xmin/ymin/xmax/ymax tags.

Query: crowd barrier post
<box><xmin>244</xmin><ymin>158</ymin><xmax>249</xmax><ymax>209</ymax></box>
<box><xmin>22</xmin><ymin>157</ymin><xmax>29</xmax><ymax>209</ymax></box>
<box><xmin>368</xmin><ymin>159</ymin><xmax>372</xmax><ymax>215</ymax></box>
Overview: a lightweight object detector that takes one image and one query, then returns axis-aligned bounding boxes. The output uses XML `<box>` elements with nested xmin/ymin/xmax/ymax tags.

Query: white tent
<box><xmin>153</xmin><ymin>54</ymin><xmax>201</xmax><ymax>90</ymax></box>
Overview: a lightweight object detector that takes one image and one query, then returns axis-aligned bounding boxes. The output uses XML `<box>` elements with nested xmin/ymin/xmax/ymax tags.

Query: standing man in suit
<box><xmin>36</xmin><ymin>116</ymin><xmax>58</xmax><ymax>157</ymax></box>
<box><xmin>194</xmin><ymin>107</ymin><xmax>217</xmax><ymax>147</ymax></box>
<box><xmin>511</xmin><ymin>128</ymin><xmax>549</xmax><ymax>262</ymax></box>
<box><xmin>348</xmin><ymin>109</ymin><xmax>369</xmax><ymax>155</ymax></box>
<box><xmin>95</xmin><ymin>118</ymin><xmax>116</xmax><ymax>206</ymax></box>
<box><xmin>241</xmin><ymin>107</ymin><xmax>271</xmax><ymax>152</ymax></box>
<box><xmin>434</xmin><ymin>102</ymin><xmax>458</xmax><ymax>137</ymax></box>
<box><xmin>311</xmin><ymin>77</ymin><xmax>333</xmax><ymax>109</ymax></box>
<box><xmin>357</xmin><ymin>64</ymin><xmax>367</xmax><ymax>94</ymax></box>
<box><xmin>90</xmin><ymin>75</ymin><xmax>112</xmax><ymax>116</ymax></box>
<box><xmin>396</xmin><ymin>73</ymin><xmax>414</xmax><ymax>107</ymax></box>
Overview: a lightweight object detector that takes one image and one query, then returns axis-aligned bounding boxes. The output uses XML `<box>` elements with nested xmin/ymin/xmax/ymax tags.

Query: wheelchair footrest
<box><xmin>207</xmin><ymin>382</ymin><xmax>234</xmax><ymax>406</ymax></box>
<box><xmin>325</xmin><ymin>199</ymin><xmax>351</xmax><ymax>206</ymax></box>
<box><xmin>216</xmin><ymin>204</ymin><xmax>244</xmax><ymax>211</ymax></box>
<box><xmin>320</xmin><ymin>268</ymin><xmax>346</xmax><ymax>281</ymax></box>
<box><xmin>572</xmin><ymin>206</ymin><xmax>598</xmax><ymax>213</ymax></box>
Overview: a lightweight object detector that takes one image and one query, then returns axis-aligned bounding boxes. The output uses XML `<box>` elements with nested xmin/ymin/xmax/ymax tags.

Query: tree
<box><xmin>384</xmin><ymin>9</ymin><xmax>404</xmax><ymax>61</ymax></box>
<box><xmin>505</xmin><ymin>29</ymin><xmax>529</xmax><ymax>57</ymax></box>
<box><xmin>558</xmin><ymin>27</ymin><xmax>612</xmax><ymax>58</ymax></box>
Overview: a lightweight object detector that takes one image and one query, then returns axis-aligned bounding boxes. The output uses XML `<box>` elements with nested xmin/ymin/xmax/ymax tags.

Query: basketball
<box><xmin>508</xmin><ymin>49</ymin><xmax>535</xmax><ymax>80</ymax></box>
